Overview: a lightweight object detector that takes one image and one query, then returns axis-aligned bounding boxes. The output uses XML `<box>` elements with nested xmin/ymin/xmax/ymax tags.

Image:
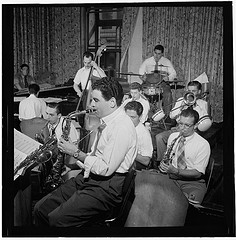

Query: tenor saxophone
<box><xmin>44</xmin><ymin>116</ymin><xmax>72</xmax><ymax>192</ymax></box>
<box><xmin>158</xmin><ymin>133</ymin><xmax>182</xmax><ymax>173</ymax></box>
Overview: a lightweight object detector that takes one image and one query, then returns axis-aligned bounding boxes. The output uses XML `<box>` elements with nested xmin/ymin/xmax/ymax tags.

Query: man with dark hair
<box><xmin>73</xmin><ymin>51</ymin><xmax>106</xmax><ymax>109</ymax></box>
<box><xmin>154</xmin><ymin>80</ymin><xmax>208</xmax><ymax>168</ymax></box>
<box><xmin>34</xmin><ymin>77</ymin><xmax>137</xmax><ymax>227</ymax></box>
<box><xmin>139</xmin><ymin>44</ymin><xmax>176</xmax><ymax>116</ymax></box>
<box><xmin>14</xmin><ymin>63</ymin><xmax>35</xmax><ymax>90</ymax></box>
<box><xmin>122</xmin><ymin>82</ymin><xmax>150</xmax><ymax>123</ymax></box>
<box><xmin>159</xmin><ymin>108</ymin><xmax>210</xmax><ymax>204</ymax></box>
<box><xmin>125</xmin><ymin>101</ymin><xmax>153</xmax><ymax>170</ymax></box>
<box><xmin>45</xmin><ymin>102</ymin><xmax>79</xmax><ymax>143</ymax></box>
<box><xmin>19</xmin><ymin>83</ymin><xmax>46</xmax><ymax>120</ymax></box>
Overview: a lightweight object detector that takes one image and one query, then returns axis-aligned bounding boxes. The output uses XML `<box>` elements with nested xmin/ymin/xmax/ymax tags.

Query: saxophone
<box><xmin>158</xmin><ymin>133</ymin><xmax>182</xmax><ymax>173</ymax></box>
<box><xmin>44</xmin><ymin>116</ymin><xmax>72</xmax><ymax>192</ymax></box>
<box><xmin>14</xmin><ymin>135</ymin><xmax>57</xmax><ymax>177</ymax></box>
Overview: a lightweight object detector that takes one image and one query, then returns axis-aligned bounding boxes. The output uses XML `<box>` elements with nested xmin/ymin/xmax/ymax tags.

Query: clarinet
<box><xmin>158</xmin><ymin>133</ymin><xmax>182</xmax><ymax>173</ymax></box>
<box><xmin>44</xmin><ymin>117</ymin><xmax>71</xmax><ymax>192</ymax></box>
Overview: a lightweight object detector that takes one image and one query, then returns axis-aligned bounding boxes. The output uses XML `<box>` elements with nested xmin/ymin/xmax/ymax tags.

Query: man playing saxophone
<box><xmin>159</xmin><ymin>108</ymin><xmax>211</xmax><ymax>204</ymax></box>
<box><xmin>154</xmin><ymin>80</ymin><xmax>209</xmax><ymax>168</ymax></box>
<box><xmin>43</xmin><ymin>102</ymin><xmax>80</xmax><ymax>191</ymax></box>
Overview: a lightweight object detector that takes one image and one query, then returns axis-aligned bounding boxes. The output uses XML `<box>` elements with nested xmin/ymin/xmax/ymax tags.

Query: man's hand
<box><xmin>91</xmin><ymin>61</ymin><xmax>99</xmax><ymax>70</ymax></box>
<box><xmin>77</xmin><ymin>90</ymin><xmax>82</xmax><ymax>98</ymax></box>
<box><xmin>159</xmin><ymin>161</ymin><xmax>178</xmax><ymax>175</ymax></box>
<box><xmin>58</xmin><ymin>138</ymin><xmax>78</xmax><ymax>156</ymax></box>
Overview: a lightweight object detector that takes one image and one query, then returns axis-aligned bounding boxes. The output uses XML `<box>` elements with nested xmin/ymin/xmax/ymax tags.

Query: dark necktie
<box><xmin>176</xmin><ymin>136</ymin><xmax>187</xmax><ymax>169</ymax></box>
<box><xmin>24</xmin><ymin>76</ymin><xmax>28</xmax><ymax>88</ymax></box>
<box><xmin>90</xmin><ymin>123</ymin><xmax>106</xmax><ymax>156</ymax></box>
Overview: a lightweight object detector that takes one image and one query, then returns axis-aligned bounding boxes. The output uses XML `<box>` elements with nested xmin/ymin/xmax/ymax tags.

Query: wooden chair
<box><xmin>93</xmin><ymin>165</ymin><xmax>136</xmax><ymax>227</ymax></box>
<box><xmin>188</xmin><ymin>156</ymin><xmax>215</xmax><ymax>208</ymax></box>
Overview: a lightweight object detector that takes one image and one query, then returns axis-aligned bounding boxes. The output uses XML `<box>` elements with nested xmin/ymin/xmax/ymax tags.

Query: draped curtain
<box><xmin>120</xmin><ymin>7</ymin><xmax>139</xmax><ymax>73</ymax></box>
<box><xmin>121</xmin><ymin>6</ymin><xmax>223</xmax><ymax>123</ymax></box>
<box><xmin>13</xmin><ymin>6</ymin><xmax>84</xmax><ymax>85</ymax></box>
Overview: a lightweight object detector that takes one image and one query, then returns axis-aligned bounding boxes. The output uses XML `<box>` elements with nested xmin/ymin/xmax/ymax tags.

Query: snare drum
<box><xmin>142</xmin><ymin>83</ymin><xmax>160</xmax><ymax>96</ymax></box>
<box><xmin>197</xmin><ymin>115</ymin><xmax>212</xmax><ymax>132</ymax></box>
<box><xmin>152</xmin><ymin>109</ymin><xmax>165</xmax><ymax>122</ymax></box>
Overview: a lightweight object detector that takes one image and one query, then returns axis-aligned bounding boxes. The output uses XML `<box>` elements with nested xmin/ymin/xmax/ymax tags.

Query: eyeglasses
<box><xmin>178</xmin><ymin>122</ymin><xmax>195</xmax><ymax>129</ymax></box>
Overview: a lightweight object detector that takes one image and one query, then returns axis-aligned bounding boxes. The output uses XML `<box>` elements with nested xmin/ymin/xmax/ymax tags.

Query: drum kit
<box><xmin>117</xmin><ymin>71</ymin><xmax>212</xmax><ymax>132</ymax></box>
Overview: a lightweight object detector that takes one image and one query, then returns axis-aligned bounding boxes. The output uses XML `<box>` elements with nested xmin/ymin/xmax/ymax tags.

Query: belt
<box><xmin>89</xmin><ymin>172</ymin><xmax>127</xmax><ymax>181</ymax></box>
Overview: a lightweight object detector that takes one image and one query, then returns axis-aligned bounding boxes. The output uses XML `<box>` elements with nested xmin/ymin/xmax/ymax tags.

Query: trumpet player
<box><xmin>159</xmin><ymin>108</ymin><xmax>210</xmax><ymax>204</ymax></box>
<box><xmin>154</xmin><ymin>81</ymin><xmax>209</xmax><ymax>168</ymax></box>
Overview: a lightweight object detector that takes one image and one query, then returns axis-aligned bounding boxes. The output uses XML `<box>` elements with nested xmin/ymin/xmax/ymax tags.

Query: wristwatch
<box><xmin>73</xmin><ymin>149</ymin><xmax>81</xmax><ymax>159</ymax></box>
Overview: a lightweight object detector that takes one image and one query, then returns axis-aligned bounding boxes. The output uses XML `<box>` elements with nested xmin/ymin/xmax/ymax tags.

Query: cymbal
<box><xmin>168</xmin><ymin>79</ymin><xmax>184</xmax><ymax>83</ymax></box>
<box><xmin>117</xmin><ymin>72</ymin><xmax>142</xmax><ymax>76</ymax></box>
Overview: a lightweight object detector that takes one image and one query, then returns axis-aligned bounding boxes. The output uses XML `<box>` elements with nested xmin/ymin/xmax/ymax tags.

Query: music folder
<box><xmin>14</xmin><ymin>128</ymin><xmax>42</xmax><ymax>180</ymax></box>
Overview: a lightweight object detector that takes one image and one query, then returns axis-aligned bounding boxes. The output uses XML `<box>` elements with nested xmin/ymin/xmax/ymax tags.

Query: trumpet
<box><xmin>183</xmin><ymin>91</ymin><xmax>197</xmax><ymax>106</ymax></box>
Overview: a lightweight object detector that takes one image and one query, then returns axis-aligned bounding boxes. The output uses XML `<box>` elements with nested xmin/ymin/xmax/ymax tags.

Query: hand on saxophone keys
<box><xmin>159</xmin><ymin>161</ymin><xmax>179</xmax><ymax>176</ymax></box>
<box><xmin>58</xmin><ymin>138</ymin><xmax>77</xmax><ymax>155</ymax></box>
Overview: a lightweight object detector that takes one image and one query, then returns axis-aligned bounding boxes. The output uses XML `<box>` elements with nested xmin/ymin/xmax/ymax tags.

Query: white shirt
<box><xmin>48</xmin><ymin>117</ymin><xmax>79</xmax><ymax>143</ymax></box>
<box><xmin>139</xmin><ymin>56</ymin><xmax>177</xmax><ymax>81</ymax></box>
<box><xmin>73</xmin><ymin>67</ymin><xmax>106</xmax><ymax>90</ymax></box>
<box><xmin>170</xmin><ymin>98</ymin><xmax>208</xmax><ymax>121</ymax></box>
<box><xmin>122</xmin><ymin>95</ymin><xmax>150</xmax><ymax>123</ymax></box>
<box><xmin>80</xmin><ymin>107</ymin><xmax>137</xmax><ymax>177</ymax></box>
<box><xmin>19</xmin><ymin>94</ymin><xmax>46</xmax><ymax>121</ymax></box>
<box><xmin>136</xmin><ymin>122</ymin><xmax>153</xmax><ymax>158</ymax></box>
<box><xmin>168</xmin><ymin>131</ymin><xmax>210</xmax><ymax>174</ymax></box>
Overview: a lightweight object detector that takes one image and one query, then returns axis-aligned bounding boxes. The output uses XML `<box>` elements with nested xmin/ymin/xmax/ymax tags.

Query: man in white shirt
<box><xmin>73</xmin><ymin>51</ymin><xmax>106</xmax><ymax>110</ymax></box>
<box><xmin>34</xmin><ymin>77</ymin><xmax>137</xmax><ymax>227</ymax></box>
<box><xmin>139</xmin><ymin>44</ymin><xmax>176</xmax><ymax>116</ymax></box>
<box><xmin>122</xmin><ymin>82</ymin><xmax>150</xmax><ymax>124</ymax></box>
<box><xmin>154</xmin><ymin>81</ymin><xmax>209</xmax><ymax>169</ymax></box>
<box><xmin>45</xmin><ymin>102</ymin><xmax>79</xmax><ymax>143</ymax></box>
<box><xmin>159</xmin><ymin>108</ymin><xmax>210</xmax><ymax>204</ymax></box>
<box><xmin>19</xmin><ymin>83</ymin><xmax>46</xmax><ymax>121</ymax></box>
<box><xmin>124</xmin><ymin>101</ymin><xmax>153</xmax><ymax>170</ymax></box>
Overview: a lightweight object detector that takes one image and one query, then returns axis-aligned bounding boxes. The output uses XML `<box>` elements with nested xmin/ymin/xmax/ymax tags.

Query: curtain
<box><xmin>142</xmin><ymin>6</ymin><xmax>223</xmax><ymax>122</ymax></box>
<box><xmin>13</xmin><ymin>6</ymin><xmax>84</xmax><ymax>85</ymax></box>
<box><xmin>120</xmin><ymin>7</ymin><xmax>139</xmax><ymax>73</ymax></box>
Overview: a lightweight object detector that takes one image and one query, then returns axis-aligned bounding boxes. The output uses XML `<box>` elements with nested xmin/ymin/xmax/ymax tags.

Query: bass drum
<box><xmin>152</xmin><ymin>109</ymin><xmax>165</xmax><ymax>122</ymax></box>
<box><xmin>125</xmin><ymin>170</ymin><xmax>189</xmax><ymax>227</ymax></box>
<box><xmin>198</xmin><ymin>115</ymin><xmax>212</xmax><ymax>132</ymax></box>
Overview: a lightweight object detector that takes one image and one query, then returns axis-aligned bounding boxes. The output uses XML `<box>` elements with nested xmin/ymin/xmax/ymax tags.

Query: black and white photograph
<box><xmin>2</xmin><ymin>0</ymin><xmax>234</xmax><ymax>237</ymax></box>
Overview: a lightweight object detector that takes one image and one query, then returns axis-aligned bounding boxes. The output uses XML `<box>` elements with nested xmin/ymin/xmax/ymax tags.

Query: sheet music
<box><xmin>14</xmin><ymin>148</ymin><xmax>27</xmax><ymax>180</ymax></box>
<box><xmin>14</xmin><ymin>129</ymin><xmax>42</xmax><ymax>179</ymax></box>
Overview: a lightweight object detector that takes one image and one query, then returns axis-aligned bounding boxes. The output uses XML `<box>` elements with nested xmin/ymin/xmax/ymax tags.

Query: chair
<box><xmin>188</xmin><ymin>156</ymin><xmax>215</xmax><ymax>208</ymax></box>
<box><xmin>102</xmin><ymin>166</ymin><xmax>137</xmax><ymax>227</ymax></box>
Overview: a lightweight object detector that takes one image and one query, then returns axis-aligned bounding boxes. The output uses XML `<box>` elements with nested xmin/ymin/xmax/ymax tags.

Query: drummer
<box><xmin>139</xmin><ymin>44</ymin><xmax>177</xmax><ymax>117</ymax></box>
<box><xmin>122</xmin><ymin>82</ymin><xmax>150</xmax><ymax>124</ymax></box>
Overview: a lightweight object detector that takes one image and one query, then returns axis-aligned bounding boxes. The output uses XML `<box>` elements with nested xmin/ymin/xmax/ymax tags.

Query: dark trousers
<box><xmin>160</xmin><ymin>82</ymin><xmax>173</xmax><ymax>116</ymax></box>
<box><xmin>34</xmin><ymin>172</ymin><xmax>125</xmax><ymax>227</ymax></box>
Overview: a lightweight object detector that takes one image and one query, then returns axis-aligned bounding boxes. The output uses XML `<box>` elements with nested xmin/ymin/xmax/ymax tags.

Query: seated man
<box><xmin>124</xmin><ymin>101</ymin><xmax>153</xmax><ymax>170</ymax></box>
<box><xmin>159</xmin><ymin>108</ymin><xmax>211</xmax><ymax>204</ymax></box>
<box><xmin>19</xmin><ymin>83</ymin><xmax>46</xmax><ymax>121</ymax></box>
<box><xmin>14</xmin><ymin>63</ymin><xmax>35</xmax><ymax>91</ymax></box>
<box><xmin>43</xmin><ymin>102</ymin><xmax>80</xmax><ymax>191</ymax></box>
<box><xmin>122</xmin><ymin>82</ymin><xmax>150</xmax><ymax>124</ymax></box>
<box><xmin>34</xmin><ymin>77</ymin><xmax>137</xmax><ymax>227</ymax></box>
<box><xmin>139</xmin><ymin>44</ymin><xmax>176</xmax><ymax>116</ymax></box>
<box><xmin>154</xmin><ymin>80</ymin><xmax>208</xmax><ymax>168</ymax></box>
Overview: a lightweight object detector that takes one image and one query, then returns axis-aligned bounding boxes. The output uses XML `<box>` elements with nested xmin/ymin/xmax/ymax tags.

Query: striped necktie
<box><xmin>176</xmin><ymin>136</ymin><xmax>187</xmax><ymax>169</ymax></box>
<box><xmin>90</xmin><ymin>122</ymin><xmax>106</xmax><ymax>156</ymax></box>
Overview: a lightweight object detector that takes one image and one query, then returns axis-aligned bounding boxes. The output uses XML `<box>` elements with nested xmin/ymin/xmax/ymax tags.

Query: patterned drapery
<box><xmin>13</xmin><ymin>6</ymin><xmax>84</xmax><ymax>85</ymax></box>
<box><xmin>121</xmin><ymin>6</ymin><xmax>223</xmax><ymax>122</ymax></box>
<box><xmin>120</xmin><ymin>7</ymin><xmax>139</xmax><ymax>73</ymax></box>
